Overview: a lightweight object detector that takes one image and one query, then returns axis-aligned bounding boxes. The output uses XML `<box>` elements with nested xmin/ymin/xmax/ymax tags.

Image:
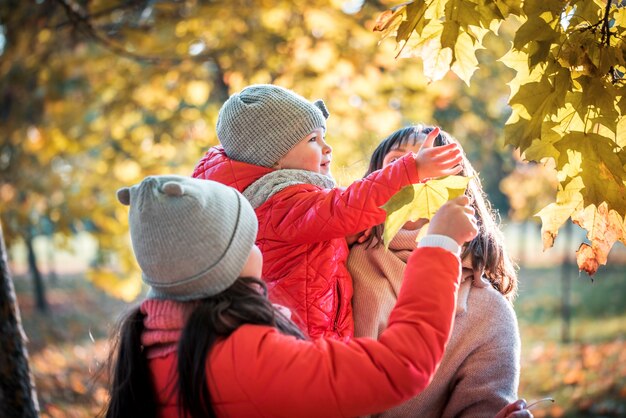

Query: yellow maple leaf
<box><xmin>381</xmin><ymin>175</ymin><xmax>471</xmax><ymax>247</ymax></box>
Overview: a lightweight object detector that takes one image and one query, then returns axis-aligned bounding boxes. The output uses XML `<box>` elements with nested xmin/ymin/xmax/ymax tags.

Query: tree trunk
<box><xmin>25</xmin><ymin>234</ymin><xmax>48</xmax><ymax>312</ymax></box>
<box><xmin>561</xmin><ymin>221</ymin><xmax>573</xmax><ymax>344</ymax></box>
<box><xmin>0</xmin><ymin>224</ymin><xmax>40</xmax><ymax>416</ymax></box>
<box><xmin>47</xmin><ymin>237</ymin><xmax>57</xmax><ymax>285</ymax></box>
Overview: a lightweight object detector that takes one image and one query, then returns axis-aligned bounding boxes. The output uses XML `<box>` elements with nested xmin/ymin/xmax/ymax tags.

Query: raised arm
<box><xmin>232</xmin><ymin>247</ymin><xmax>460</xmax><ymax>418</ymax></box>
<box><xmin>228</xmin><ymin>197</ymin><xmax>478</xmax><ymax>418</ymax></box>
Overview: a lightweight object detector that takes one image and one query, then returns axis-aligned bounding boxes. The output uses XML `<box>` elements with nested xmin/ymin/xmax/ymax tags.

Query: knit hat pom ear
<box><xmin>313</xmin><ymin>100</ymin><xmax>330</xmax><ymax>119</ymax></box>
<box><xmin>162</xmin><ymin>181</ymin><xmax>184</xmax><ymax>197</ymax></box>
<box><xmin>117</xmin><ymin>188</ymin><xmax>131</xmax><ymax>205</ymax></box>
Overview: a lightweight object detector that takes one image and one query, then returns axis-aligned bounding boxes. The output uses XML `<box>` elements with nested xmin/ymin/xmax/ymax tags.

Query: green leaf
<box><xmin>441</xmin><ymin>20</ymin><xmax>460</xmax><ymax>52</ymax></box>
<box><xmin>494</xmin><ymin>0</ymin><xmax>524</xmax><ymax>17</ymax></box>
<box><xmin>513</xmin><ymin>16</ymin><xmax>558</xmax><ymax>51</ymax></box>
<box><xmin>571</xmin><ymin>0</ymin><xmax>603</xmax><ymax>23</ymax></box>
<box><xmin>522</xmin><ymin>121</ymin><xmax>561</xmax><ymax>162</ymax></box>
<box><xmin>523</xmin><ymin>0</ymin><xmax>565</xmax><ymax>16</ymax></box>
<box><xmin>577</xmin><ymin>77</ymin><xmax>619</xmax><ymax>128</ymax></box>
<box><xmin>528</xmin><ymin>40</ymin><xmax>553</xmax><ymax>69</ymax></box>
<box><xmin>509</xmin><ymin>78</ymin><xmax>557</xmax><ymax>118</ymax></box>
<box><xmin>381</xmin><ymin>175</ymin><xmax>471</xmax><ymax>247</ymax></box>
<box><xmin>555</xmin><ymin>132</ymin><xmax>626</xmax><ymax>214</ymax></box>
<box><xmin>397</xmin><ymin>1</ymin><xmax>429</xmax><ymax>44</ymax></box>
<box><xmin>504</xmin><ymin>111</ymin><xmax>535</xmax><ymax>151</ymax></box>
<box><xmin>616</xmin><ymin>109</ymin><xmax>626</xmax><ymax>148</ymax></box>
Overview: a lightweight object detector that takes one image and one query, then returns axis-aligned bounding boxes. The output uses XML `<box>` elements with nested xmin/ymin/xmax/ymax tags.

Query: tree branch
<box><xmin>53</xmin><ymin>0</ymin><xmax>216</xmax><ymax>65</ymax></box>
<box><xmin>601</xmin><ymin>0</ymin><xmax>613</xmax><ymax>45</ymax></box>
<box><xmin>54</xmin><ymin>0</ymin><xmax>145</xmax><ymax>29</ymax></box>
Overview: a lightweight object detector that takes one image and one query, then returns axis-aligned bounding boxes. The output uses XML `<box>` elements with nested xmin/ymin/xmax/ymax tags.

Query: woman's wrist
<box><xmin>418</xmin><ymin>234</ymin><xmax>461</xmax><ymax>256</ymax></box>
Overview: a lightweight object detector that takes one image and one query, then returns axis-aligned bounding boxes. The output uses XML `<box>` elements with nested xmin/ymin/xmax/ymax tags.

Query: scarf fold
<box><xmin>359</xmin><ymin>227</ymin><xmax>488</xmax><ymax>315</ymax></box>
<box><xmin>140</xmin><ymin>299</ymin><xmax>194</xmax><ymax>359</ymax></box>
<box><xmin>242</xmin><ymin>169</ymin><xmax>336</xmax><ymax>208</ymax></box>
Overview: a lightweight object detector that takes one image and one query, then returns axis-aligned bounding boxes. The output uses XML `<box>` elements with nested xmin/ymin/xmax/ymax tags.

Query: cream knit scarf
<box><xmin>242</xmin><ymin>169</ymin><xmax>336</xmax><ymax>208</ymax></box>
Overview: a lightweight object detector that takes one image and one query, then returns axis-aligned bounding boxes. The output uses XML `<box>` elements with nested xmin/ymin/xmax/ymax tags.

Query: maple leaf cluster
<box><xmin>375</xmin><ymin>0</ymin><xmax>626</xmax><ymax>274</ymax></box>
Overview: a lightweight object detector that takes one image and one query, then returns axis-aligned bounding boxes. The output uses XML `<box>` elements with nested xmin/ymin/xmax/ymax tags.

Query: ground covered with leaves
<box><xmin>14</xmin><ymin>274</ymin><xmax>127</xmax><ymax>417</ymax></box>
<box><xmin>516</xmin><ymin>265</ymin><xmax>626</xmax><ymax>417</ymax></box>
<box><xmin>13</xmin><ymin>264</ymin><xmax>626</xmax><ymax>417</ymax></box>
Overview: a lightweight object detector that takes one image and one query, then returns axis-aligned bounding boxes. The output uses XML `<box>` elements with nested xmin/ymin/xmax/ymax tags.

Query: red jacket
<box><xmin>192</xmin><ymin>146</ymin><xmax>420</xmax><ymax>340</ymax></box>
<box><xmin>147</xmin><ymin>247</ymin><xmax>461</xmax><ymax>418</ymax></box>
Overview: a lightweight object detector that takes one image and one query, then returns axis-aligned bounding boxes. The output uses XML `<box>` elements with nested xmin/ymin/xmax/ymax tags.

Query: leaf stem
<box><xmin>527</xmin><ymin>397</ymin><xmax>555</xmax><ymax>410</ymax></box>
<box><xmin>396</xmin><ymin>0</ymin><xmax>434</xmax><ymax>59</ymax></box>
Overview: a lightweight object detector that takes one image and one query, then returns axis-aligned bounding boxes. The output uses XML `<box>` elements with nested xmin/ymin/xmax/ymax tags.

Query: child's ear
<box><xmin>313</xmin><ymin>100</ymin><xmax>330</xmax><ymax>119</ymax></box>
<box><xmin>117</xmin><ymin>187</ymin><xmax>131</xmax><ymax>205</ymax></box>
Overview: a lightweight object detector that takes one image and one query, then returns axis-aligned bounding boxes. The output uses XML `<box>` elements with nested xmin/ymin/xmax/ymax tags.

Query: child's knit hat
<box><xmin>216</xmin><ymin>84</ymin><xmax>330</xmax><ymax>167</ymax></box>
<box><xmin>117</xmin><ymin>175</ymin><xmax>258</xmax><ymax>301</ymax></box>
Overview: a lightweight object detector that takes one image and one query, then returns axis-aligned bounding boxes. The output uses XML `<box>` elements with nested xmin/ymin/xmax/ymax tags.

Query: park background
<box><xmin>2</xmin><ymin>1</ymin><xmax>626</xmax><ymax>417</ymax></box>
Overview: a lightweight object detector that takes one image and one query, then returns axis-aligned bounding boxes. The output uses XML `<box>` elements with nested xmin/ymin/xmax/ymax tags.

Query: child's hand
<box><xmin>346</xmin><ymin>228</ymin><xmax>373</xmax><ymax>247</ymax></box>
<box><xmin>428</xmin><ymin>196</ymin><xmax>478</xmax><ymax>245</ymax></box>
<box><xmin>415</xmin><ymin>127</ymin><xmax>463</xmax><ymax>180</ymax></box>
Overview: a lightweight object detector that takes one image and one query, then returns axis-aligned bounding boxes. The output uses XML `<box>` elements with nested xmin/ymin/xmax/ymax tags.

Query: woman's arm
<box><xmin>232</xmin><ymin>247</ymin><xmax>461</xmax><ymax>418</ymax></box>
<box><xmin>442</xmin><ymin>297</ymin><xmax>521</xmax><ymax>417</ymax></box>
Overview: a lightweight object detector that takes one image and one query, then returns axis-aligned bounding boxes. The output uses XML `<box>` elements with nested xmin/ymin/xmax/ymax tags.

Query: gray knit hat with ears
<box><xmin>117</xmin><ymin>175</ymin><xmax>258</xmax><ymax>301</ymax></box>
<box><xmin>217</xmin><ymin>84</ymin><xmax>330</xmax><ymax>167</ymax></box>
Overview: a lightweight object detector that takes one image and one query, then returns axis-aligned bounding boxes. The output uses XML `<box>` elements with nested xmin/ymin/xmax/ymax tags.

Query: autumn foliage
<box><xmin>376</xmin><ymin>0</ymin><xmax>626</xmax><ymax>274</ymax></box>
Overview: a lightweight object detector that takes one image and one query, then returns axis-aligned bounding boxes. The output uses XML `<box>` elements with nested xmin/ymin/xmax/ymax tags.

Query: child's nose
<box><xmin>322</xmin><ymin>141</ymin><xmax>332</xmax><ymax>154</ymax></box>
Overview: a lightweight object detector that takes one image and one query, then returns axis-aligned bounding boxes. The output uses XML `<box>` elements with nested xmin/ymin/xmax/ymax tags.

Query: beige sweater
<box><xmin>348</xmin><ymin>229</ymin><xmax>520</xmax><ymax>418</ymax></box>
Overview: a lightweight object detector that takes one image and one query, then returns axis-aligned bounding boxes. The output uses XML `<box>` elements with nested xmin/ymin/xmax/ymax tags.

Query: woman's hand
<box><xmin>428</xmin><ymin>195</ymin><xmax>478</xmax><ymax>245</ymax></box>
<box><xmin>414</xmin><ymin>127</ymin><xmax>463</xmax><ymax>180</ymax></box>
<box><xmin>495</xmin><ymin>399</ymin><xmax>533</xmax><ymax>418</ymax></box>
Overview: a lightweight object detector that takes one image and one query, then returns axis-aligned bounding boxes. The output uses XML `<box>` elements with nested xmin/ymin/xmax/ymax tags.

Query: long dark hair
<box><xmin>365</xmin><ymin>125</ymin><xmax>519</xmax><ymax>300</ymax></box>
<box><xmin>102</xmin><ymin>277</ymin><xmax>305</xmax><ymax>418</ymax></box>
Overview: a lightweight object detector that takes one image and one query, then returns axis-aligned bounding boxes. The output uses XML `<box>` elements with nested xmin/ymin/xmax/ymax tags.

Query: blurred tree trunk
<box><xmin>25</xmin><ymin>233</ymin><xmax>48</xmax><ymax>312</ymax></box>
<box><xmin>0</xmin><ymin>224</ymin><xmax>40</xmax><ymax>417</ymax></box>
<box><xmin>47</xmin><ymin>237</ymin><xmax>57</xmax><ymax>285</ymax></box>
<box><xmin>561</xmin><ymin>221</ymin><xmax>573</xmax><ymax>344</ymax></box>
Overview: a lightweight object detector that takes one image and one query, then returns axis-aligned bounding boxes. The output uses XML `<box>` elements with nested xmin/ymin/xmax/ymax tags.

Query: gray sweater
<box><xmin>348</xmin><ymin>229</ymin><xmax>521</xmax><ymax>418</ymax></box>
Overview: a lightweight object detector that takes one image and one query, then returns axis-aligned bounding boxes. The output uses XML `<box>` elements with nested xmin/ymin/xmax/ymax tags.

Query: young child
<box><xmin>348</xmin><ymin>125</ymin><xmax>521</xmax><ymax>417</ymax></box>
<box><xmin>192</xmin><ymin>84</ymin><xmax>463</xmax><ymax>340</ymax></box>
<box><xmin>103</xmin><ymin>175</ymin><xmax>478</xmax><ymax>418</ymax></box>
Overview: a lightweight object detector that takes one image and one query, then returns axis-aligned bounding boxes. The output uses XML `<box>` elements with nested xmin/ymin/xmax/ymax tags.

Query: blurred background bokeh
<box><xmin>1</xmin><ymin>1</ymin><xmax>625</xmax><ymax>417</ymax></box>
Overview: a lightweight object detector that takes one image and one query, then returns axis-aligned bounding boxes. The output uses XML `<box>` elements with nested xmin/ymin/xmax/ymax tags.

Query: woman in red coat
<box><xmin>103</xmin><ymin>174</ymin><xmax>478</xmax><ymax>418</ymax></box>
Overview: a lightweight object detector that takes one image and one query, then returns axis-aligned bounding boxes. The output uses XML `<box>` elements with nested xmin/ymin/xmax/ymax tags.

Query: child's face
<box><xmin>382</xmin><ymin>141</ymin><xmax>422</xmax><ymax>168</ymax></box>
<box><xmin>240</xmin><ymin>245</ymin><xmax>263</xmax><ymax>278</ymax></box>
<box><xmin>277</xmin><ymin>128</ymin><xmax>332</xmax><ymax>175</ymax></box>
